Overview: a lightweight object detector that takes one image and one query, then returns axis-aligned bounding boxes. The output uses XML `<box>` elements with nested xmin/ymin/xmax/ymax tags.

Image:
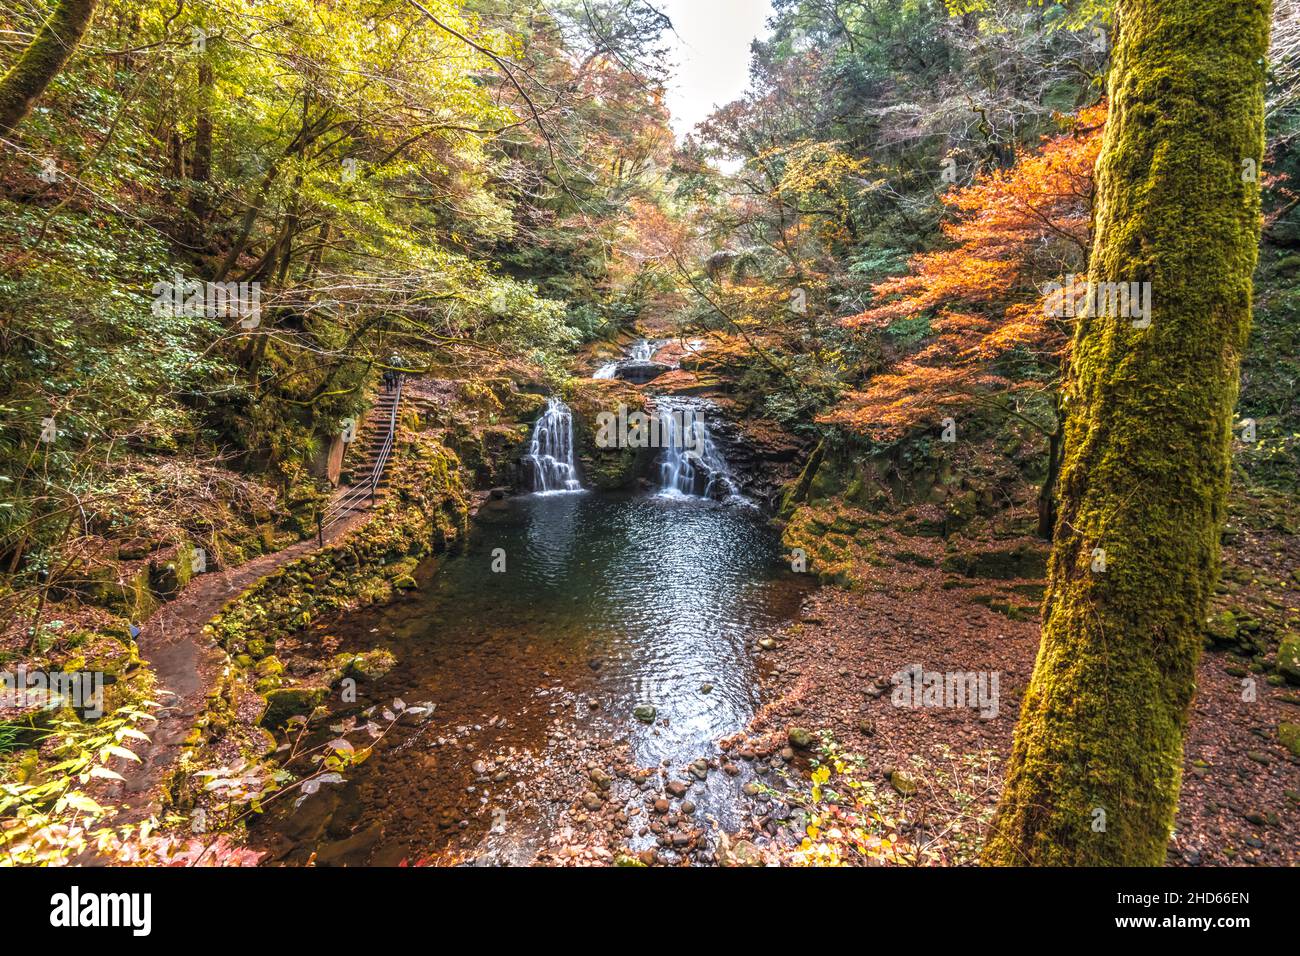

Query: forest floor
<box><xmin>740</xmin><ymin>534</ymin><xmax>1300</xmax><ymax>867</ymax></box>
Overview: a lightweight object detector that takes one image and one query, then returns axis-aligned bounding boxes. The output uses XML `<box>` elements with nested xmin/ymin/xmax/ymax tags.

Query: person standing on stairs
<box><xmin>385</xmin><ymin>353</ymin><xmax>404</xmax><ymax>393</ymax></box>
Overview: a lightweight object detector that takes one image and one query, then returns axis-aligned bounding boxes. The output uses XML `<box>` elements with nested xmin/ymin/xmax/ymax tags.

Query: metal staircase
<box><xmin>320</xmin><ymin>377</ymin><xmax>402</xmax><ymax>532</ymax></box>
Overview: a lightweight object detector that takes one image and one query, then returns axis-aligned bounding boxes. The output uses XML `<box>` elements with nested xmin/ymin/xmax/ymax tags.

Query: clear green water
<box><xmin>252</xmin><ymin>490</ymin><xmax>810</xmax><ymax>865</ymax></box>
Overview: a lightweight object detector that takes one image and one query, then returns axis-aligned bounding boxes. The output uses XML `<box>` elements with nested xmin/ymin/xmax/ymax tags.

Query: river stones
<box><xmin>633</xmin><ymin>704</ymin><xmax>657</xmax><ymax>722</ymax></box>
<box><xmin>787</xmin><ymin>727</ymin><xmax>814</xmax><ymax>749</ymax></box>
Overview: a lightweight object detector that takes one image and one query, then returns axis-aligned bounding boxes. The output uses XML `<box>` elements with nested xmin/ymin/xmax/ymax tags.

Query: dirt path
<box><xmin>109</xmin><ymin>509</ymin><xmax>371</xmax><ymax>823</ymax></box>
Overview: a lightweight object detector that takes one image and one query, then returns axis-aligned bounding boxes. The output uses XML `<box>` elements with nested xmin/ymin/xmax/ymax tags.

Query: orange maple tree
<box><xmin>822</xmin><ymin>104</ymin><xmax>1106</xmax><ymax>534</ymax></box>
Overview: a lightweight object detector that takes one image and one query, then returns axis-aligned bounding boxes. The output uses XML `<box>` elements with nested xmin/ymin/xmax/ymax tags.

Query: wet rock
<box><xmin>314</xmin><ymin>822</ymin><xmax>384</xmax><ymax>866</ymax></box>
<box><xmin>633</xmin><ymin>704</ymin><xmax>657</xmax><ymax>723</ymax></box>
<box><xmin>259</xmin><ymin>685</ymin><xmax>328</xmax><ymax>730</ymax></box>
<box><xmin>717</xmin><ymin>834</ymin><xmax>763</xmax><ymax>867</ymax></box>
<box><xmin>666</xmin><ymin>780</ymin><xmax>689</xmax><ymax>798</ymax></box>
<box><xmin>787</xmin><ymin>727</ymin><xmax>814</xmax><ymax>750</ymax></box>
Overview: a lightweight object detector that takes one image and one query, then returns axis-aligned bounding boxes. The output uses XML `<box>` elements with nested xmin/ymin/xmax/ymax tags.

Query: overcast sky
<box><xmin>653</xmin><ymin>0</ymin><xmax>774</xmax><ymax>140</ymax></box>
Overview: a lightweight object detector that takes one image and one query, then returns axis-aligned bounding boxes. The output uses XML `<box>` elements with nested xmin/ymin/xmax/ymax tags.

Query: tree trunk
<box><xmin>984</xmin><ymin>0</ymin><xmax>1270</xmax><ymax>866</ymax></box>
<box><xmin>0</xmin><ymin>0</ymin><xmax>98</xmax><ymax>135</ymax></box>
<box><xmin>1035</xmin><ymin>423</ymin><xmax>1063</xmax><ymax>540</ymax></box>
<box><xmin>188</xmin><ymin>60</ymin><xmax>214</xmax><ymax>239</ymax></box>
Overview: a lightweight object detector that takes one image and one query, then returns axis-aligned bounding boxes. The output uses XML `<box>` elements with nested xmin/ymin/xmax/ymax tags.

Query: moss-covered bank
<box><xmin>165</xmin><ymin>428</ymin><xmax>469</xmax><ymax>816</ymax></box>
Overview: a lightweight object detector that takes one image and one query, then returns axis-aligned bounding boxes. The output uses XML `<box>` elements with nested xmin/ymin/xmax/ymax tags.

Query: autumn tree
<box><xmin>984</xmin><ymin>0</ymin><xmax>1272</xmax><ymax>866</ymax></box>
<box><xmin>824</xmin><ymin>107</ymin><xmax>1104</xmax><ymax>535</ymax></box>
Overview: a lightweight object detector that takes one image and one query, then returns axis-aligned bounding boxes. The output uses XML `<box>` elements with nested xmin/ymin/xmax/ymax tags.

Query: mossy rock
<box><xmin>335</xmin><ymin>649</ymin><xmax>397</xmax><ymax>682</ymax></box>
<box><xmin>889</xmin><ymin>770</ymin><xmax>919</xmax><ymax>796</ymax></box>
<box><xmin>259</xmin><ymin>686</ymin><xmax>329</xmax><ymax>730</ymax></box>
<box><xmin>70</xmin><ymin>561</ymin><xmax>159</xmax><ymax>621</ymax></box>
<box><xmin>1279</xmin><ymin>723</ymin><xmax>1300</xmax><ymax>758</ymax></box>
<box><xmin>1276</xmin><ymin>633</ymin><xmax>1300</xmax><ymax>685</ymax></box>
<box><xmin>939</xmin><ymin>542</ymin><xmax>1047</xmax><ymax>580</ymax></box>
<box><xmin>1204</xmin><ymin>610</ymin><xmax>1239</xmax><ymax>646</ymax></box>
<box><xmin>506</xmin><ymin>390</ymin><xmax>550</xmax><ymax>423</ymax></box>
<box><xmin>255</xmin><ymin>656</ymin><xmax>285</xmax><ymax>678</ymax></box>
<box><xmin>561</xmin><ymin>379</ymin><xmax>654</xmax><ymax>491</ymax></box>
<box><xmin>384</xmin><ymin>556</ymin><xmax>420</xmax><ymax>591</ymax></box>
<box><xmin>787</xmin><ymin>727</ymin><xmax>814</xmax><ymax>749</ymax></box>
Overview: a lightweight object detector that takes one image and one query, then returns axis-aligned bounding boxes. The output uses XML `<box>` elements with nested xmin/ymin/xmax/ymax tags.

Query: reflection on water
<box><xmin>251</xmin><ymin>491</ymin><xmax>809</xmax><ymax>865</ymax></box>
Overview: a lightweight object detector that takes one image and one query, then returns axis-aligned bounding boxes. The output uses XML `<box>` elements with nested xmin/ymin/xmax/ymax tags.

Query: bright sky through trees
<box><xmin>656</xmin><ymin>0</ymin><xmax>773</xmax><ymax>140</ymax></box>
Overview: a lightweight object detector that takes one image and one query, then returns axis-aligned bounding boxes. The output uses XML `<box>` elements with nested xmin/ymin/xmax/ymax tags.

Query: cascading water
<box><xmin>525</xmin><ymin>398</ymin><xmax>582</xmax><ymax>493</ymax></box>
<box><xmin>592</xmin><ymin>339</ymin><xmax>661</xmax><ymax>380</ymax></box>
<box><xmin>656</xmin><ymin>399</ymin><xmax>738</xmax><ymax>500</ymax></box>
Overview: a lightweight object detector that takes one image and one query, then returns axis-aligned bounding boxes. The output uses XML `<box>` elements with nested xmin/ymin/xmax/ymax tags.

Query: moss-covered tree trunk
<box><xmin>984</xmin><ymin>0</ymin><xmax>1271</xmax><ymax>866</ymax></box>
<box><xmin>0</xmin><ymin>0</ymin><xmax>98</xmax><ymax>136</ymax></box>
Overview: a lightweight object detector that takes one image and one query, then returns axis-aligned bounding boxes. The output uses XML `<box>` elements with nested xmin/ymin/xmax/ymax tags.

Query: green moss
<box><xmin>1279</xmin><ymin>723</ymin><xmax>1300</xmax><ymax>758</ymax></box>
<box><xmin>561</xmin><ymin>378</ymin><xmax>653</xmax><ymax>490</ymax></box>
<box><xmin>259</xmin><ymin>686</ymin><xmax>328</xmax><ymax>730</ymax></box>
<box><xmin>985</xmin><ymin>0</ymin><xmax>1271</xmax><ymax>867</ymax></box>
<box><xmin>1277</xmin><ymin>633</ymin><xmax>1300</xmax><ymax>684</ymax></box>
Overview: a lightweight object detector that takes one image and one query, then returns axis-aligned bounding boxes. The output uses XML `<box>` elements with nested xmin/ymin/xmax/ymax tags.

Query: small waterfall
<box><xmin>525</xmin><ymin>398</ymin><xmax>582</xmax><ymax>493</ymax></box>
<box><xmin>592</xmin><ymin>340</ymin><xmax>660</xmax><ymax>380</ymax></box>
<box><xmin>656</xmin><ymin>399</ymin><xmax>738</xmax><ymax>500</ymax></box>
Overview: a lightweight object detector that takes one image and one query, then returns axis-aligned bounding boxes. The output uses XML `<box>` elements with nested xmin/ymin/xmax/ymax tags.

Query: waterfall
<box><xmin>656</xmin><ymin>399</ymin><xmax>738</xmax><ymax>500</ymax></box>
<box><xmin>525</xmin><ymin>398</ymin><xmax>582</xmax><ymax>493</ymax></box>
<box><xmin>593</xmin><ymin>340</ymin><xmax>659</xmax><ymax>379</ymax></box>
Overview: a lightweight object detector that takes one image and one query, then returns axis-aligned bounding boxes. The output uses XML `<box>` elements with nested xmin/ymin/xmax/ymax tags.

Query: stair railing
<box><xmin>321</xmin><ymin>376</ymin><xmax>402</xmax><ymax>531</ymax></box>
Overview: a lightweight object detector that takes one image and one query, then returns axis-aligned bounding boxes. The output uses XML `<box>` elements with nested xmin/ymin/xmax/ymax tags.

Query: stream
<box><xmin>250</xmin><ymin>342</ymin><xmax>809</xmax><ymax>865</ymax></box>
